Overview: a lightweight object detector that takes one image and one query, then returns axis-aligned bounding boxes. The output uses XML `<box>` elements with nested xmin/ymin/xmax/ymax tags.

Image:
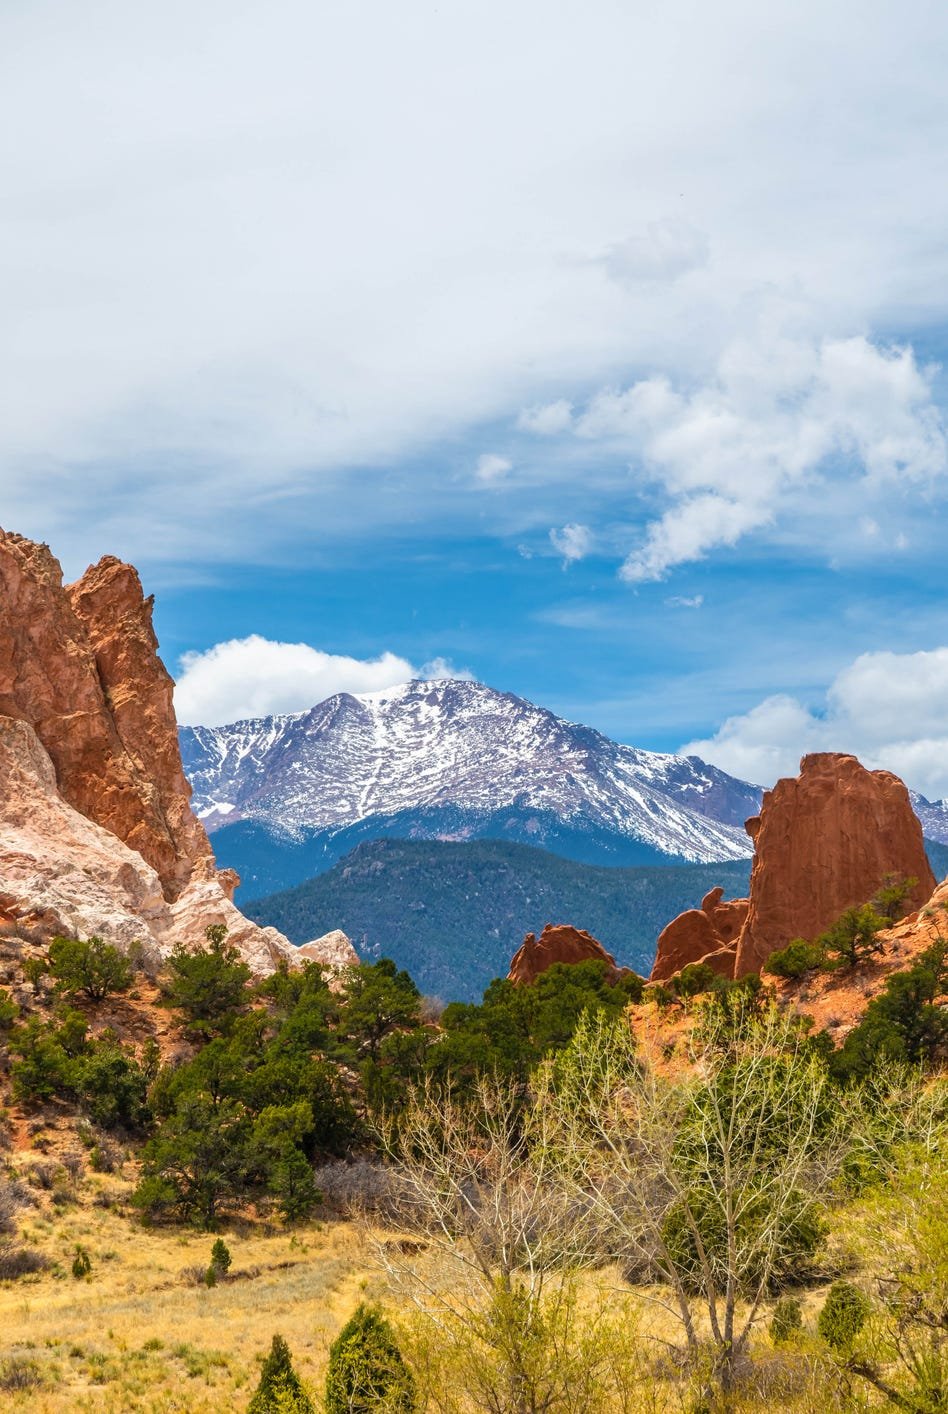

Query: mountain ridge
<box><xmin>179</xmin><ymin>679</ymin><xmax>763</xmax><ymax>884</ymax></box>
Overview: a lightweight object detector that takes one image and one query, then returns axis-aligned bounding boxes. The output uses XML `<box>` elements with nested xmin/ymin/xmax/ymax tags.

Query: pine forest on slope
<box><xmin>249</xmin><ymin>837</ymin><xmax>755</xmax><ymax>1000</ymax></box>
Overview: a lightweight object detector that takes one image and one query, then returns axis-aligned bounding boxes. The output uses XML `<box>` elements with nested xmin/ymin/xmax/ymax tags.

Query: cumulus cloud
<box><xmin>682</xmin><ymin>646</ymin><xmax>948</xmax><ymax>799</ymax></box>
<box><xmin>175</xmin><ymin>635</ymin><xmax>425</xmax><ymax>725</ymax></box>
<box><xmin>475</xmin><ymin>453</ymin><xmax>513</xmax><ymax>484</ymax></box>
<box><xmin>549</xmin><ymin>523</ymin><xmax>593</xmax><ymax>566</ymax></box>
<box><xmin>666</xmin><ymin>594</ymin><xmax>704</xmax><ymax>608</ymax></box>
<box><xmin>572</xmin><ymin>332</ymin><xmax>947</xmax><ymax>581</ymax></box>
<box><xmin>600</xmin><ymin>218</ymin><xmax>710</xmax><ymax>285</ymax></box>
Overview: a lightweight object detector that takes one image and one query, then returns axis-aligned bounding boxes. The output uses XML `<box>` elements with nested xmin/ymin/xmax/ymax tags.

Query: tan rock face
<box><xmin>0</xmin><ymin>530</ymin><xmax>214</xmax><ymax>899</ymax></box>
<box><xmin>508</xmin><ymin>923</ymin><xmax>628</xmax><ymax>986</ymax></box>
<box><xmin>733</xmin><ymin>752</ymin><xmax>935</xmax><ymax>975</ymax></box>
<box><xmin>649</xmin><ymin>886</ymin><xmax>749</xmax><ymax>982</ymax></box>
<box><xmin>0</xmin><ymin>717</ymin><xmax>297</xmax><ymax>972</ymax></box>
<box><xmin>0</xmin><ymin>527</ymin><xmax>298</xmax><ymax>975</ymax></box>
<box><xmin>297</xmin><ymin>929</ymin><xmax>360</xmax><ymax>970</ymax></box>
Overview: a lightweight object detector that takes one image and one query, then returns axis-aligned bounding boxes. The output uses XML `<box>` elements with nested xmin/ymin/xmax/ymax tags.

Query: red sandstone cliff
<box><xmin>650</xmin><ymin>887</ymin><xmax>749</xmax><ymax>983</ymax></box>
<box><xmin>733</xmin><ymin>753</ymin><xmax>935</xmax><ymax>975</ymax></box>
<box><xmin>0</xmin><ymin>531</ymin><xmax>214</xmax><ymax>899</ymax></box>
<box><xmin>650</xmin><ymin>752</ymin><xmax>935</xmax><ymax>982</ymax></box>
<box><xmin>0</xmin><ymin>528</ymin><xmax>301</xmax><ymax>973</ymax></box>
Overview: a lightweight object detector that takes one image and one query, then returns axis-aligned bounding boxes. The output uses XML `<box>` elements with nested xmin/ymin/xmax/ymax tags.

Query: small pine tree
<box><xmin>770</xmin><ymin>1296</ymin><xmax>804</xmax><ymax>1344</ymax></box>
<box><xmin>325</xmin><ymin>1304</ymin><xmax>415</xmax><ymax>1414</ymax></box>
<box><xmin>818</xmin><ymin>1281</ymin><xmax>870</xmax><ymax>1352</ymax></box>
<box><xmin>247</xmin><ymin>1334</ymin><xmax>314</xmax><ymax>1414</ymax></box>
<box><xmin>210</xmin><ymin>1237</ymin><xmax>232</xmax><ymax>1275</ymax></box>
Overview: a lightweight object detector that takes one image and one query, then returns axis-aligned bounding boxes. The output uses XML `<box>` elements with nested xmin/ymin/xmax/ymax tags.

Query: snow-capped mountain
<box><xmin>180</xmin><ymin>679</ymin><xmax>761</xmax><ymax>879</ymax></box>
<box><xmin>909</xmin><ymin>791</ymin><xmax>948</xmax><ymax>846</ymax></box>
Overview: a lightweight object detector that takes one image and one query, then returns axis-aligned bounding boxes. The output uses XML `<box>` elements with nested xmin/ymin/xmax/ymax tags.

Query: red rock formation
<box><xmin>650</xmin><ymin>886</ymin><xmax>749</xmax><ymax>982</ymax></box>
<box><xmin>0</xmin><ymin>527</ymin><xmax>298</xmax><ymax>974</ymax></box>
<box><xmin>0</xmin><ymin>530</ymin><xmax>214</xmax><ymax>899</ymax></box>
<box><xmin>732</xmin><ymin>753</ymin><xmax>935</xmax><ymax>976</ymax></box>
<box><xmin>508</xmin><ymin>923</ymin><xmax>628</xmax><ymax>986</ymax></box>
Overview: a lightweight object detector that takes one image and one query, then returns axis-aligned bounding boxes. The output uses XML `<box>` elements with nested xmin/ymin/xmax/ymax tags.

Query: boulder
<box><xmin>649</xmin><ymin>887</ymin><xmax>749</xmax><ymax>982</ymax></box>
<box><xmin>508</xmin><ymin>922</ymin><xmax>627</xmax><ymax>986</ymax></box>
<box><xmin>734</xmin><ymin>753</ymin><xmax>935</xmax><ymax>975</ymax></box>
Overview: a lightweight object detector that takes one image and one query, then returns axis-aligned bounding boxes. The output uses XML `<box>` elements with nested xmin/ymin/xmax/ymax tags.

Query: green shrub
<box><xmin>0</xmin><ymin>990</ymin><xmax>17</xmax><ymax>1031</ymax></box>
<box><xmin>162</xmin><ymin>925</ymin><xmax>251</xmax><ymax>1036</ymax></box>
<box><xmin>210</xmin><ymin>1237</ymin><xmax>232</xmax><ymax>1276</ymax></box>
<box><xmin>48</xmin><ymin>935</ymin><xmax>133</xmax><ymax>1002</ymax></box>
<box><xmin>22</xmin><ymin>957</ymin><xmax>48</xmax><ymax>988</ymax></box>
<box><xmin>830</xmin><ymin>941</ymin><xmax>948</xmax><ymax>1082</ymax></box>
<box><xmin>817</xmin><ymin>1281</ymin><xmax>869</xmax><ymax>1352</ymax></box>
<box><xmin>248</xmin><ymin>1334</ymin><xmax>314</xmax><ymax>1414</ymax></box>
<box><xmin>672</xmin><ymin>962</ymin><xmax>718</xmax><ymax>998</ymax></box>
<box><xmin>818</xmin><ymin>904</ymin><xmax>887</xmax><ymax>969</ymax></box>
<box><xmin>764</xmin><ymin>938</ymin><xmax>824</xmax><ymax>979</ymax></box>
<box><xmin>770</xmin><ymin>1295</ymin><xmax>804</xmax><ymax>1344</ymax></box>
<box><xmin>71</xmin><ymin>1245</ymin><xmax>92</xmax><ymax>1279</ymax></box>
<box><xmin>871</xmin><ymin>874</ymin><xmax>917</xmax><ymax>922</ymax></box>
<box><xmin>325</xmin><ymin>1304</ymin><xmax>415</xmax><ymax>1414</ymax></box>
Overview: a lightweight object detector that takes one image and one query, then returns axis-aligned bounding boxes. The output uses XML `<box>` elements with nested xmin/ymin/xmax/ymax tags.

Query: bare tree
<box><xmin>374</xmin><ymin>1075</ymin><xmax>648</xmax><ymax>1414</ymax></box>
<box><xmin>534</xmin><ymin>1000</ymin><xmax>848</xmax><ymax>1393</ymax></box>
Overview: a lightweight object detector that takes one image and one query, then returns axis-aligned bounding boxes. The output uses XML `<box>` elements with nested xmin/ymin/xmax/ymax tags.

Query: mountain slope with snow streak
<box><xmin>179</xmin><ymin>679</ymin><xmax>761</xmax><ymax>868</ymax></box>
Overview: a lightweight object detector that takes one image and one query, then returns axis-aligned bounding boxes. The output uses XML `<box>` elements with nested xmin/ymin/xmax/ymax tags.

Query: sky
<box><xmin>5</xmin><ymin>1</ymin><xmax>948</xmax><ymax>796</ymax></box>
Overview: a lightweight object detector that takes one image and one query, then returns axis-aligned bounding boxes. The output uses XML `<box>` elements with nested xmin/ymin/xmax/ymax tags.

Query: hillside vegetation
<box><xmin>1</xmin><ymin>887</ymin><xmax>947</xmax><ymax>1412</ymax></box>
<box><xmin>249</xmin><ymin>838</ymin><xmax>753</xmax><ymax>999</ymax></box>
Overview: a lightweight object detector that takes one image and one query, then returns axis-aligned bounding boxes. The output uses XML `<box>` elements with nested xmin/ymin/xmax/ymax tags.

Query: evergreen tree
<box><xmin>325</xmin><ymin>1304</ymin><xmax>415</xmax><ymax>1414</ymax></box>
<box><xmin>248</xmin><ymin>1334</ymin><xmax>314</xmax><ymax>1414</ymax></box>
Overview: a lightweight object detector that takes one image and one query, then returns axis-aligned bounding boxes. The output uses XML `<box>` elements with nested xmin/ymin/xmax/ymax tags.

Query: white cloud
<box><xmin>475</xmin><ymin>453</ymin><xmax>513</xmax><ymax>484</ymax></box>
<box><xmin>666</xmin><ymin>594</ymin><xmax>704</xmax><ymax>608</ymax></box>
<box><xmin>517</xmin><ymin>400</ymin><xmax>573</xmax><ymax>435</ymax></box>
<box><xmin>575</xmin><ymin>331</ymin><xmax>946</xmax><ymax>581</ymax></box>
<box><xmin>175</xmin><ymin>635</ymin><xmax>419</xmax><ymax>725</ymax></box>
<box><xmin>6</xmin><ymin>3</ymin><xmax>948</xmax><ymax>568</ymax></box>
<box><xmin>420</xmin><ymin>656</ymin><xmax>475</xmax><ymax>682</ymax></box>
<box><xmin>549</xmin><ymin>523</ymin><xmax>593</xmax><ymax>566</ymax></box>
<box><xmin>600</xmin><ymin>218</ymin><xmax>709</xmax><ymax>285</ymax></box>
<box><xmin>620</xmin><ymin>493</ymin><xmax>771</xmax><ymax>582</ymax></box>
<box><xmin>682</xmin><ymin>646</ymin><xmax>948</xmax><ymax>799</ymax></box>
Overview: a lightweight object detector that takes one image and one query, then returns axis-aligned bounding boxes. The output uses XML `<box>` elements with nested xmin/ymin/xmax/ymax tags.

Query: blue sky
<box><xmin>5</xmin><ymin>1</ymin><xmax>948</xmax><ymax>795</ymax></box>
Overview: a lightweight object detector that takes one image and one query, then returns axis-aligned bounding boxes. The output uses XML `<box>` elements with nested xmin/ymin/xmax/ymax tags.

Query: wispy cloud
<box><xmin>475</xmin><ymin>453</ymin><xmax>513</xmax><ymax>484</ymax></box>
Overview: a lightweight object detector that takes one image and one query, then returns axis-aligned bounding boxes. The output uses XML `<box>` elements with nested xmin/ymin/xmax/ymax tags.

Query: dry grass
<box><xmin>0</xmin><ymin>1172</ymin><xmax>387</xmax><ymax>1411</ymax></box>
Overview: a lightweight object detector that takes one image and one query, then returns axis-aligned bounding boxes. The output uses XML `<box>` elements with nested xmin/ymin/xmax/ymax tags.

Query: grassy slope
<box><xmin>248</xmin><ymin>838</ymin><xmax>754</xmax><ymax>1000</ymax></box>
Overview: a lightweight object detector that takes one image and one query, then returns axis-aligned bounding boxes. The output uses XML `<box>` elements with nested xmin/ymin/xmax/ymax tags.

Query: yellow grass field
<box><xmin>0</xmin><ymin>1173</ymin><xmax>388</xmax><ymax>1411</ymax></box>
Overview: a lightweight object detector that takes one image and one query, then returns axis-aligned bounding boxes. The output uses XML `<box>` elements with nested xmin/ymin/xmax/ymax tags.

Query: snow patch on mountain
<box><xmin>180</xmin><ymin>679</ymin><xmax>762</xmax><ymax>864</ymax></box>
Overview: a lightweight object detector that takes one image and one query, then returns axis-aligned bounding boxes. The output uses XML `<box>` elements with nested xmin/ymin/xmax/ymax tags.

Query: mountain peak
<box><xmin>179</xmin><ymin>679</ymin><xmax>762</xmax><ymax>866</ymax></box>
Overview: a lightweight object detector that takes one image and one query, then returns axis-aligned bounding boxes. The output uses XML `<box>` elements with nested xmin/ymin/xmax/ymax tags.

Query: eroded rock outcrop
<box><xmin>650</xmin><ymin>886</ymin><xmax>749</xmax><ymax>983</ymax></box>
<box><xmin>733</xmin><ymin>753</ymin><xmax>935</xmax><ymax>975</ymax></box>
<box><xmin>0</xmin><ymin>528</ymin><xmax>297</xmax><ymax>974</ymax></box>
<box><xmin>650</xmin><ymin>752</ymin><xmax>935</xmax><ymax>984</ymax></box>
<box><xmin>0</xmin><ymin>530</ymin><xmax>215</xmax><ymax>897</ymax></box>
<box><xmin>0</xmin><ymin>717</ymin><xmax>295</xmax><ymax>972</ymax></box>
<box><xmin>508</xmin><ymin>923</ymin><xmax>628</xmax><ymax>986</ymax></box>
<box><xmin>298</xmin><ymin>929</ymin><xmax>360</xmax><ymax>969</ymax></box>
